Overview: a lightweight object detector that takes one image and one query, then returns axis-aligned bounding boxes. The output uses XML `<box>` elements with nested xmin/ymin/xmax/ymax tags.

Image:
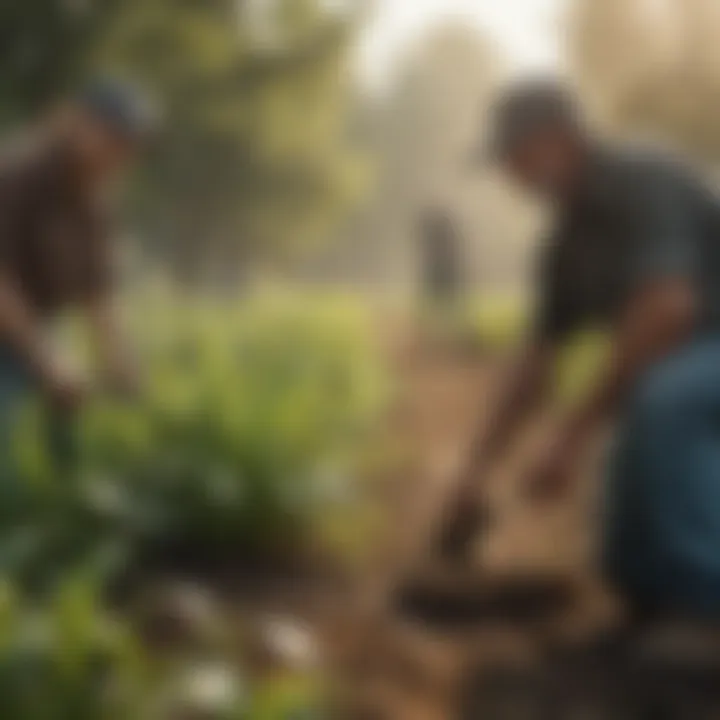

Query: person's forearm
<box><xmin>567</xmin><ymin>280</ymin><xmax>696</xmax><ymax>443</ymax></box>
<box><xmin>464</xmin><ymin>344</ymin><xmax>553</xmax><ymax>474</ymax></box>
<box><xmin>436</xmin><ymin>343</ymin><xmax>553</xmax><ymax>560</ymax></box>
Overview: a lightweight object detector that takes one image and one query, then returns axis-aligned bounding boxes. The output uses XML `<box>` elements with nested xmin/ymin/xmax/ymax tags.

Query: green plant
<box><xmin>0</xmin><ymin>574</ymin><xmax>150</xmax><ymax>719</ymax></box>
<box><xmin>12</xmin><ymin>292</ymin><xmax>388</xmax><ymax>583</ymax></box>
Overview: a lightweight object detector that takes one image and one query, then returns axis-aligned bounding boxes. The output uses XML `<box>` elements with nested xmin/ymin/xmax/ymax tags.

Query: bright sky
<box><xmin>357</xmin><ymin>0</ymin><xmax>566</xmax><ymax>89</ymax></box>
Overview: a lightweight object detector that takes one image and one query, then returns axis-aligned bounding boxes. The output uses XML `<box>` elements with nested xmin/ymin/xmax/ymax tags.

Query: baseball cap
<box><xmin>475</xmin><ymin>78</ymin><xmax>582</xmax><ymax>164</ymax></box>
<box><xmin>76</xmin><ymin>77</ymin><xmax>161</xmax><ymax>141</ymax></box>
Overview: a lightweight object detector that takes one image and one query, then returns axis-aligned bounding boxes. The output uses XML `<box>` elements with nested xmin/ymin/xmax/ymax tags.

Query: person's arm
<box><xmin>0</xmin><ymin>170</ymin><xmax>84</xmax><ymax>409</ymax></box>
<box><xmin>436</xmin><ymin>236</ymin><xmax>570</xmax><ymax>559</ymax></box>
<box><xmin>527</xmin><ymin>280</ymin><xmax>696</xmax><ymax>500</ymax></box>
<box><xmin>570</xmin><ymin>279</ymin><xmax>694</xmax><ymax>441</ymax></box>
<box><xmin>435</xmin><ymin>342</ymin><xmax>554</xmax><ymax>559</ymax></box>
<box><xmin>85</xmin><ymin>294</ymin><xmax>138</xmax><ymax>397</ymax></box>
<box><xmin>81</xmin><ymin>203</ymin><xmax>138</xmax><ymax>397</ymax></box>
<box><xmin>460</xmin><ymin>342</ymin><xmax>555</xmax><ymax>487</ymax></box>
<box><xmin>527</xmin><ymin>163</ymin><xmax>699</xmax><ymax>499</ymax></box>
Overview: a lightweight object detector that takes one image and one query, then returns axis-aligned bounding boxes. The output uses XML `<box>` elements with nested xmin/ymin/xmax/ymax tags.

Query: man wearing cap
<box><xmin>439</xmin><ymin>79</ymin><xmax>720</xmax><ymax>617</ymax></box>
<box><xmin>0</xmin><ymin>80</ymin><xmax>152</xmax><ymax>497</ymax></box>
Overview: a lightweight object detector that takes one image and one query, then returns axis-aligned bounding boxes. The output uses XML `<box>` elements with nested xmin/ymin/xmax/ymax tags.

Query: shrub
<box><xmin>13</xmin><ymin>292</ymin><xmax>389</xmax><ymax>584</ymax></box>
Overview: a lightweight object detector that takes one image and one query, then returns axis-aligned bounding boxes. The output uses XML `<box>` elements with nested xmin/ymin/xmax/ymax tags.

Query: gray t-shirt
<box><xmin>536</xmin><ymin>145</ymin><xmax>720</xmax><ymax>343</ymax></box>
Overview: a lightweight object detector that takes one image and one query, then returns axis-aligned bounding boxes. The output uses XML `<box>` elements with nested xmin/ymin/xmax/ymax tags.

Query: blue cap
<box><xmin>77</xmin><ymin>78</ymin><xmax>161</xmax><ymax>141</ymax></box>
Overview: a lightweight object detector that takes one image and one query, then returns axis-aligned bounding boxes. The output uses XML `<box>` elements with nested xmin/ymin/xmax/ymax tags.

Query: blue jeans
<box><xmin>604</xmin><ymin>336</ymin><xmax>720</xmax><ymax>615</ymax></box>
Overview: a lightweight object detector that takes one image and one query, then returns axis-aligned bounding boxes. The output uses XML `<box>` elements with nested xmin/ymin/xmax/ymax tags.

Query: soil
<box><xmin>314</xmin><ymin>331</ymin><xmax>720</xmax><ymax>719</ymax></box>
<box><xmin>210</xmin><ymin>327</ymin><xmax>720</xmax><ymax>719</ymax></box>
<box><xmin>311</xmin><ymin>336</ymin><xmax>598</xmax><ymax>719</ymax></box>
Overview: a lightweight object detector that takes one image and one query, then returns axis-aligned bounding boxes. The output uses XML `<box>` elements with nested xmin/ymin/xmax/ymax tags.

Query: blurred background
<box><xmin>3</xmin><ymin>1</ymin><xmax>720</xmax><ymax>718</ymax></box>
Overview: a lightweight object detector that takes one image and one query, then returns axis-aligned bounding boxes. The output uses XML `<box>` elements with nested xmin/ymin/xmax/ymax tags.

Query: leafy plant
<box><xmin>12</xmin><ymin>292</ymin><xmax>388</xmax><ymax>584</ymax></box>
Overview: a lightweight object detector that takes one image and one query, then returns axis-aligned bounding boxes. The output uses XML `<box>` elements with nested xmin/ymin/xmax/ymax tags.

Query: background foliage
<box><xmin>0</xmin><ymin>0</ymin><xmax>366</xmax><ymax>280</ymax></box>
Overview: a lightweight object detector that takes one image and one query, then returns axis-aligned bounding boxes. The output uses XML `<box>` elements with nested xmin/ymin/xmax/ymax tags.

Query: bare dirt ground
<box><xmin>313</xmin><ymin>332</ymin><xmax>620</xmax><ymax>719</ymax></box>
<box><xmin>236</xmin><ymin>328</ymin><xmax>720</xmax><ymax>719</ymax></box>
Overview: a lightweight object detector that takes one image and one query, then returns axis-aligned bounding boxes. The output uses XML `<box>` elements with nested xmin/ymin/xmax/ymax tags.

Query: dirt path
<box><xmin>233</xmin><ymin>330</ymin><xmax>720</xmax><ymax>719</ymax></box>
<box><xmin>325</xmin><ymin>340</ymin><xmax>498</xmax><ymax>719</ymax></box>
<box><xmin>321</xmin><ymin>334</ymin><xmax>618</xmax><ymax>719</ymax></box>
<box><xmin>223</xmin><ymin>328</ymin><xmax>617</xmax><ymax>718</ymax></box>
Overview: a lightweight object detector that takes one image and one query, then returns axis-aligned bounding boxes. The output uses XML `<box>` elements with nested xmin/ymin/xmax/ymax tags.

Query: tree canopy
<box><xmin>0</xmin><ymin>0</ymin><xmax>366</xmax><ymax>280</ymax></box>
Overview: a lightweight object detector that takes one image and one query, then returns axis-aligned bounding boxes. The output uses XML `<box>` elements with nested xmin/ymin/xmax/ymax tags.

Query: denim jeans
<box><xmin>604</xmin><ymin>336</ymin><xmax>720</xmax><ymax>616</ymax></box>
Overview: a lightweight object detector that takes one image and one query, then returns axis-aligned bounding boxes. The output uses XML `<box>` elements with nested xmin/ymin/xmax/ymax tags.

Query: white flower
<box><xmin>260</xmin><ymin>616</ymin><xmax>320</xmax><ymax>669</ymax></box>
<box><xmin>180</xmin><ymin>661</ymin><xmax>244</xmax><ymax>713</ymax></box>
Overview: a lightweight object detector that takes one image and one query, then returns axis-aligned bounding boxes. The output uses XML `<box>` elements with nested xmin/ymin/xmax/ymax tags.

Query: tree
<box><xmin>0</xmin><ymin>1</ymin><xmax>122</xmax><ymax>124</ymax></box>
<box><xmin>97</xmin><ymin>0</ymin><xmax>366</xmax><ymax>281</ymax></box>
<box><xmin>352</xmin><ymin>23</ymin><xmax>536</xmax><ymax>291</ymax></box>
<box><xmin>0</xmin><ymin>0</ymin><xmax>366</xmax><ymax>280</ymax></box>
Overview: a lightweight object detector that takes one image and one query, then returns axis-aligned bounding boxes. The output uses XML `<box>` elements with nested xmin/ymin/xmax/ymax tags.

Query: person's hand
<box><xmin>434</xmin><ymin>464</ymin><xmax>493</xmax><ymax>564</ymax></box>
<box><xmin>524</xmin><ymin>426</ymin><xmax>583</xmax><ymax>504</ymax></box>
<box><xmin>40</xmin><ymin>365</ymin><xmax>90</xmax><ymax>415</ymax></box>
